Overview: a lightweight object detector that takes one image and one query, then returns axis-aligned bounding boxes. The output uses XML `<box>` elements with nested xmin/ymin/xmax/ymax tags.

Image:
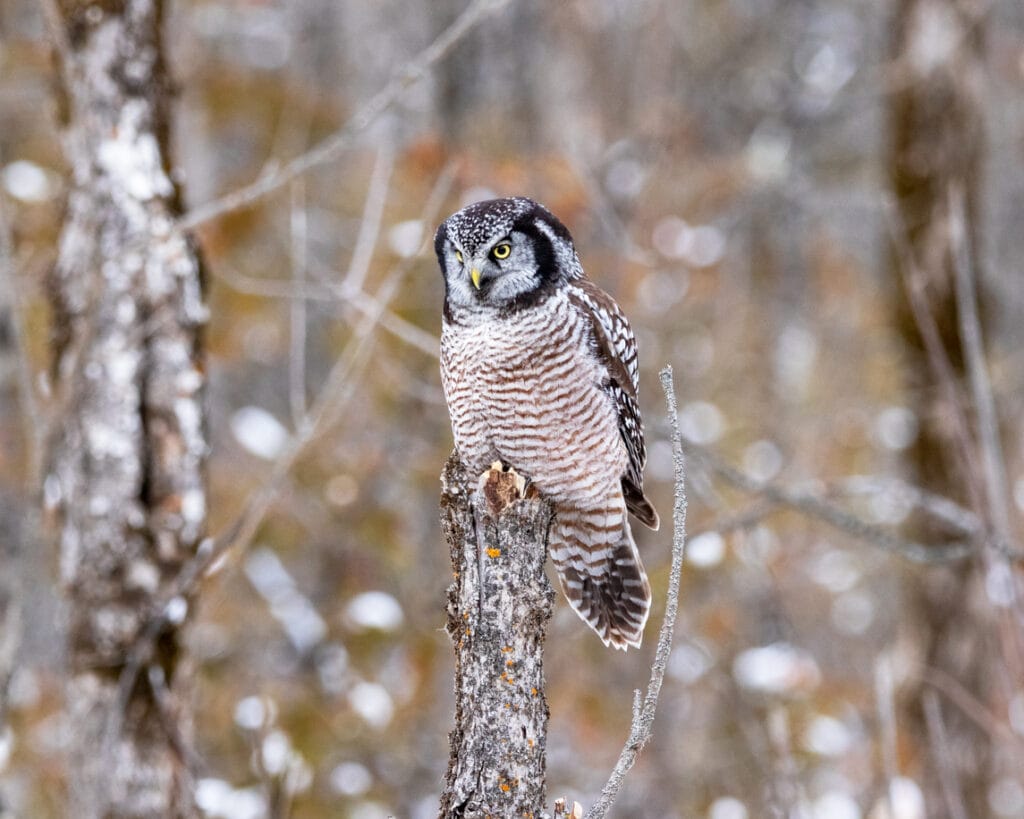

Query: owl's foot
<box><xmin>477</xmin><ymin>462</ymin><xmax>534</xmax><ymax>513</ymax></box>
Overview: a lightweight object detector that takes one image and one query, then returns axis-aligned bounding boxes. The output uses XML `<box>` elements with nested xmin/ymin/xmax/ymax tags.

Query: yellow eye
<box><xmin>455</xmin><ymin>250</ymin><xmax>463</xmax><ymax>263</ymax></box>
<box><xmin>491</xmin><ymin>242</ymin><xmax>511</xmax><ymax>260</ymax></box>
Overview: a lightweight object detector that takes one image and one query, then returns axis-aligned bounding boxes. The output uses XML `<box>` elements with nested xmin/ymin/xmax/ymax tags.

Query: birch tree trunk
<box><xmin>439</xmin><ymin>456</ymin><xmax>554</xmax><ymax>819</ymax></box>
<box><xmin>47</xmin><ymin>2</ymin><xmax>206</xmax><ymax>815</ymax></box>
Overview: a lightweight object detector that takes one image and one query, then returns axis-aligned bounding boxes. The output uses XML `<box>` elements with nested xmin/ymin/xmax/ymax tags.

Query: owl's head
<box><xmin>435</xmin><ymin>197</ymin><xmax>583</xmax><ymax>312</ymax></box>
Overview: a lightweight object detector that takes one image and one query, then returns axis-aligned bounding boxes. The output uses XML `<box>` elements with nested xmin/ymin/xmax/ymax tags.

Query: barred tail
<box><xmin>553</xmin><ymin>518</ymin><xmax>652</xmax><ymax>650</ymax></box>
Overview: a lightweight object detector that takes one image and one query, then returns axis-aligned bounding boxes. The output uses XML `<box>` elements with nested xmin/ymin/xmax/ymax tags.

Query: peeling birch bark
<box><xmin>439</xmin><ymin>456</ymin><xmax>554</xmax><ymax>819</ymax></box>
<box><xmin>47</xmin><ymin>2</ymin><xmax>206</xmax><ymax>816</ymax></box>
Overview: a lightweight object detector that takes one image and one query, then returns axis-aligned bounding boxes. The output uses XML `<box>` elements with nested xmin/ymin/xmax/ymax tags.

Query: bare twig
<box><xmin>923</xmin><ymin>690</ymin><xmax>970</xmax><ymax>819</ymax></box>
<box><xmin>874</xmin><ymin>654</ymin><xmax>899</xmax><ymax>819</ymax></box>
<box><xmin>341</xmin><ymin>143</ymin><xmax>394</xmax><ymax>294</ymax></box>
<box><xmin>683</xmin><ymin>444</ymin><xmax>993</xmax><ymax>563</ymax></box>
<box><xmin>689</xmin><ymin>500</ymin><xmax>778</xmax><ymax>540</ymax></box>
<box><xmin>882</xmin><ymin>195</ymin><xmax>987</xmax><ymax>515</ymax></box>
<box><xmin>583</xmin><ymin>366</ymin><xmax>688</xmax><ymax>818</ymax></box>
<box><xmin>949</xmin><ymin>185</ymin><xmax>1013</xmax><ymax>542</ymax></box>
<box><xmin>923</xmin><ymin>664</ymin><xmax>1020</xmax><ymax>744</ymax></box>
<box><xmin>146</xmin><ymin>663</ymin><xmax>207</xmax><ymax>777</ymax></box>
<box><xmin>831</xmin><ymin>475</ymin><xmax>983</xmax><ymax>536</ymax></box>
<box><xmin>178</xmin><ymin>0</ymin><xmax>511</xmax><ymax>231</ymax></box>
<box><xmin>214</xmin><ymin>260</ymin><xmax>440</xmax><ymax>358</ymax></box>
<box><xmin>0</xmin><ymin>184</ymin><xmax>44</xmax><ymax>485</ymax></box>
<box><xmin>948</xmin><ymin>185</ymin><xmax>1024</xmax><ymax>677</ymax></box>
<box><xmin>289</xmin><ymin>179</ymin><xmax>308</xmax><ymax>427</ymax></box>
<box><xmin>39</xmin><ymin>0</ymin><xmax>74</xmax><ymax>71</ymax></box>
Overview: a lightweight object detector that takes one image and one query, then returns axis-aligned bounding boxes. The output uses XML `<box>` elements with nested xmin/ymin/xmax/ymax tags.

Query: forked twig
<box><xmin>583</xmin><ymin>366</ymin><xmax>688</xmax><ymax>818</ymax></box>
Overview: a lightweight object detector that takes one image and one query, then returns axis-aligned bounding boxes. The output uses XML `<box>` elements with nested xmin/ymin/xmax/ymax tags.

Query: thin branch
<box><xmin>583</xmin><ymin>366</ymin><xmax>688</xmax><ymax>818</ymax></box>
<box><xmin>177</xmin><ymin>0</ymin><xmax>511</xmax><ymax>231</ymax></box>
<box><xmin>683</xmin><ymin>444</ymin><xmax>989</xmax><ymax>563</ymax></box>
<box><xmin>948</xmin><ymin>186</ymin><xmax>1024</xmax><ymax>677</ymax></box>
<box><xmin>214</xmin><ymin>260</ymin><xmax>440</xmax><ymax>358</ymax></box>
<box><xmin>923</xmin><ymin>664</ymin><xmax>1021</xmax><ymax>745</ymax></box>
<box><xmin>289</xmin><ymin>179</ymin><xmax>308</xmax><ymax>427</ymax></box>
<box><xmin>923</xmin><ymin>690</ymin><xmax>970</xmax><ymax>819</ymax></box>
<box><xmin>874</xmin><ymin>654</ymin><xmax>899</xmax><ymax>819</ymax></box>
<box><xmin>39</xmin><ymin>0</ymin><xmax>74</xmax><ymax>73</ymax></box>
<box><xmin>341</xmin><ymin>143</ymin><xmax>394</xmax><ymax>294</ymax></box>
<box><xmin>882</xmin><ymin>195</ymin><xmax>987</xmax><ymax>516</ymax></box>
<box><xmin>0</xmin><ymin>187</ymin><xmax>44</xmax><ymax>485</ymax></box>
<box><xmin>831</xmin><ymin>475</ymin><xmax>983</xmax><ymax>536</ymax></box>
<box><xmin>949</xmin><ymin>185</ymin><xmax>1013</xmax><ymax>542</ymax></box>
<box><xmin>689</xmin><ymin>500</ymin><xmax>778</xmax><ymax>540</ymax></box>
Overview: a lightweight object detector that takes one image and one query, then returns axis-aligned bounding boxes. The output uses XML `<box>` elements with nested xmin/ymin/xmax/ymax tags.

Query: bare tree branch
<box><xmin>341</xmin><ymin>143</ymin><xmax>395</xmax><ymax>295</ymax></box>
<box><xmin>178</xmin><ymin>0</ymin><xmax>511</xmax><ymax>231</ymax></box>
<box><xmin>923</xmin><ymin>690</ymin><xmax>970</xmax><ymax>819</ymax></box>
<box><xmin>583</xmin><ymin>365</ymin><xmax>688</xmax><ymax>818</ymax></box>
<box><xmin>683</xmin><ymin>443</ymin><xmax>1018</xmax><ymax>563</ymax></box>
<box><xmin>289</xmin><ymin>179</ymin><xmax>308</xmax><ymax>427</ymax></box>
<box><xmin>210</xmin><ymin>260</ymin><xmax>441</xmax><ymax>359</ymax></box>
<box><xmin>949</xmin><ymin>185</ymin><xmax>1013</xmax><ymax>542</ymax></box>
<box><xmin>882</xmin><ymin>195</ymin><xmax>988</xmax><ymax>515</ymax></box>
<box><xmin>874</xmin><ymin>654</ymin><xmax>900</xmax><ymax>819</ymax></box>
<box><xmin>0</xmin><ymin>181</ymin><xmax>43</xmax><ymax>485</ymax></box>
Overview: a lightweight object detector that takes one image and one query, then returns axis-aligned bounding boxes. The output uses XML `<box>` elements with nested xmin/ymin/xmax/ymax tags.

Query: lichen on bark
<box><xmin>439</xmin><ymin>455</ymin><xmax>555</xmax><ymax>819</ymax></box>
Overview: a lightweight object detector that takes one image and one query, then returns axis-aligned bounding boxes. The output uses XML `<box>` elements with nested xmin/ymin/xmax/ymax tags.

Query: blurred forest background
<box><xmin>2</xmin><ymin>0</ymin><xmax>1024</xmax><ymax>817</ymax></box>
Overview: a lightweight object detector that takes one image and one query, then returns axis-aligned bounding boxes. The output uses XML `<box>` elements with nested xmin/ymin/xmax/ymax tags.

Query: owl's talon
<box><xmin>477</xmin><ymin>463</ymin><xmax>530</xmax><ymax>513</ymax></box>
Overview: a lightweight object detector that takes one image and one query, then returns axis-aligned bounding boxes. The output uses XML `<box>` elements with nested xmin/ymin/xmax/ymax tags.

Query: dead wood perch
<box><xmin>439</xmin><ymin>455</ymin><xmax>555</xmax><ymax>819</ymax></box>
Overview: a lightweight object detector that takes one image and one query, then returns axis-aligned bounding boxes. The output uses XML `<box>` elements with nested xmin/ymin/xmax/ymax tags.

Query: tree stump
<box><xmin>438</xmin><ymin>455</ymin><xmax>555</xmax><ymax>819</ymax></box>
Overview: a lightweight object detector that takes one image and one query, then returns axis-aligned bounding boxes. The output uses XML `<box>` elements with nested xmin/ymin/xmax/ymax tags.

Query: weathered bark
<box><xmin>439</xmin><ymin>455</ymin><xmax>554</xmax><ymax>819</ymax></box>
<box><xmin>886</xmin><ymin>2</ymin><xmax>1005</xmax><ymax>816</ymax></box>
<box><xmin>47</xmin><ymin>1</ymin><xmax>206</xmax><ymax>816</ymax></box>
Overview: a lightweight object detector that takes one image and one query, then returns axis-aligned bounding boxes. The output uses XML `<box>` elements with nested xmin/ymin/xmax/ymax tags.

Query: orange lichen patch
<box><xmin>506</xmin><ymin>659</ymin><xmax>514</xmax><ymax>667</ymax></box>
<box><xmin>500</xmin><ymin>671</ymin><xmax>514</xmax><ymax>684</ymax></box>
<box><xmin>501</xmin><ymin>645</ymin><xmax>513</xmax><ymax>653</ymax></box>
<box><xmin>486</xmin><ymin>547</ymin><xmax>501</xmax><ymax>558</ymax></box>
<box><xmin>500</xmin><ymin>782</ymin><xmax>510</xmax><ymax>793</ymax></box>
<box><xmin>530</xmin><ymin>687</ymin><xmax>537</xmax><ymax>696</ymax></box>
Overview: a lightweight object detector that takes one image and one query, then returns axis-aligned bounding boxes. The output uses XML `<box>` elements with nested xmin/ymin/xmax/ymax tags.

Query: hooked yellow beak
<box><xmin>470</xmin><ymin>267</ymin><xmax>482</xmax><ymax>289</ymax></box>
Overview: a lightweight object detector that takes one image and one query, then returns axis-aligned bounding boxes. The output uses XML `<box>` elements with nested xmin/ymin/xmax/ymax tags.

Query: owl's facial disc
<box><xmin>436</xmin><ymin>197</ymin><xmax>582</xmax><ymax>313</ymax></box>
<box><xmin>443</xmin><ymin>232</ymin><xmax>539</xmax><ymax>307</ymax></box>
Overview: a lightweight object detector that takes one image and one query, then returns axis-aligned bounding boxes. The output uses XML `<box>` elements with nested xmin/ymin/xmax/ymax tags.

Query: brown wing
<box><xmin>567</xmin><ymin>279</ymin><xmax>659</xmax><ymax>530</ymax></box>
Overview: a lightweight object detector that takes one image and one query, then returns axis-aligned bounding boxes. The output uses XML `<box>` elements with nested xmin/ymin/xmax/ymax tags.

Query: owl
<box><xmin>435</xmin><ymin>197</ymin><xmax>659</xmax><ymax>650</ymax></box>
